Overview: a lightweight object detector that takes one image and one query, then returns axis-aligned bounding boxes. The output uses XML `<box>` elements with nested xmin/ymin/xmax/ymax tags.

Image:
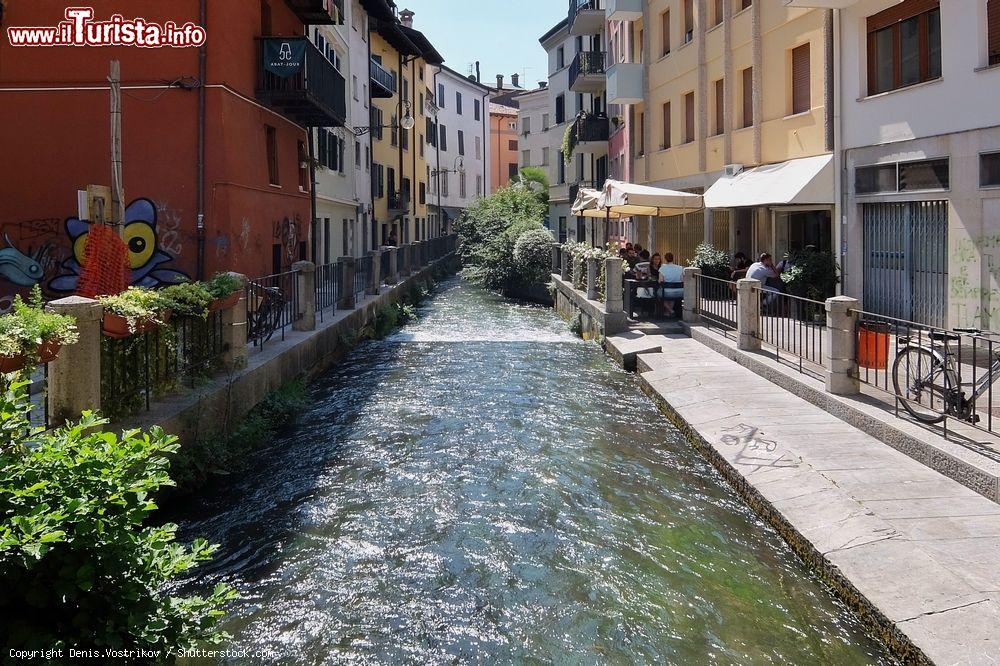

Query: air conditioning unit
<box><xmin>724</xmin><ymin>163</ymin><xmax>744</xmax><ymax>177</ymax></box>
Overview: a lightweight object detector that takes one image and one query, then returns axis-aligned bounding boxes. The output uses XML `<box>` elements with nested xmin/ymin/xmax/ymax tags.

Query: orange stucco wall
<box><xmin>489</xmin><ymin>110</ymin><xmax>518</xmax><ymax>193</ymax></box>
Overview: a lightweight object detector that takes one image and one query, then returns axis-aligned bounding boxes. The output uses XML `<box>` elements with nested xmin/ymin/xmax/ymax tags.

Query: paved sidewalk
<box><xmin>638</xmin><ymin>338</ymin><xmax>1000</xmax><ymax>665</ymax></box>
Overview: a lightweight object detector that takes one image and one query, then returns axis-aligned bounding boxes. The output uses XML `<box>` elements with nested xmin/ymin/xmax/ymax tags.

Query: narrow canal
<box><xmin>179</xmin><ymin>278</ymin><xmax>891</xmax><ymax>664</ymax></box>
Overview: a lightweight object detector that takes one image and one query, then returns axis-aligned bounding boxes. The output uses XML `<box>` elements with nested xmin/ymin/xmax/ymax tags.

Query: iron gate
<box><xmin>863</xmin><ymin>201</ymin><xmax>948</xmax><ymax>328</ymax></box>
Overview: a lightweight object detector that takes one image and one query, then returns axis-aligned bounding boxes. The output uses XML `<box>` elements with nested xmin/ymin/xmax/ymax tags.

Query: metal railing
<box><xmin>754</xmin><ymin>287</ymin><xmax>826</xmax><ymax>376</ymax></box>
<box><xmin>355</xmin><ymin>254</ymin><xmax>373</xmax><ymax>295</ymax></box>
<box><xmin>369</xmin><ymin>57</ymin><xmax>397</xmax><ymax>97</ymax></box>
<box><xmin>256</xmin><ymin>37</ymin><xmax>347</xmax><ymax>128</ymax></box>
<box><xmin>850</xmin><ymin>309</ymin><xmax>1000</xmax><ymax>438</ymax></box>
<box><xmin>247</xmin><ymin>270</ymin><xmax>299</xmax><ymax>349</ymax></box>
<box><xmin>572</xmin><ymin>114</ymin><xmax>610</xmax><ymax>144</ymax></box>
<box><xmin>568</xmin><ymin>0</ymin><xmax>603</xmax><ymax>29</ymax></box>
<box><xmin>569</xmin><ymin>51</ymin><xmax>607</xmax><ymax>89</ymax></box>
<box><xmin>316</xmin><ymin>261</ymin><xmax>343</xmax><ymax>323</ymax></box>
<box><xmin>697</xmin><ymin>275</ymin><xmax>737</xmax><ymax>336</ymax></box>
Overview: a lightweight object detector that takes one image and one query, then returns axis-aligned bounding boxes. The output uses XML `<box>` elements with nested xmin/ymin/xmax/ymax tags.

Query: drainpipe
<box><xmin>398</xmin><ymin>52</ymin><xmax>406</xmax><ymax>242</ymax></box>
<box><xmin>308</xmin><ymin>129</ymin><xmax>318</xmax><ymax>263</ymax></box>
<box><xmin>367</xmin><ymin>29</ymin><xmax>375</xmax><ymax>251</ymax></box>
<box><xmin>832</xmin><ymin>9</ymin><xmax>846</xmax><ymax>297</ymax></box>
<box><xmin>195</xmin><ymin>0</ymin><xmax>207</xmax><ymax>279</ymax></box>
<box><xmin>411</xmin><ymin>57</ymin><xmax>418</xmax><ymax>239</ymax></box>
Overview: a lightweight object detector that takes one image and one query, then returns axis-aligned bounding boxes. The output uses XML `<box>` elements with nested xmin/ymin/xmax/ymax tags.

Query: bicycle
<box><xmin>892</xmin><ymin>327</ymin><xmax>999</xmax><ymax>424</ymax></box>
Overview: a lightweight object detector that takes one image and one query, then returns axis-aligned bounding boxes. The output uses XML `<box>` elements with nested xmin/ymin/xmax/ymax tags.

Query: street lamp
<box><xmin>353</xmin><ymin>100</ymin><xmax>415</xmax><ymax>136</ymax></box>
<box><xmin>431</xmin><ymin>155</ymin><xmax>465</xmax><ymax>177</ymax></box>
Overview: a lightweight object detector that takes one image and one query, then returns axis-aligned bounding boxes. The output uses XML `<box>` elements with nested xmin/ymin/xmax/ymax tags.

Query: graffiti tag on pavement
<box><xmin>720</xmin><ymin>423</ymin><xmax>778</xmax><ymax>453</ymax></box>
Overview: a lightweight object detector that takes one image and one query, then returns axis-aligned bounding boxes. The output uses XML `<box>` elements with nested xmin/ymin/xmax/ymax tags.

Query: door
<box><xmin>863</xmin><ymin>201</ymin><xmax>948</xmax><ymax>328</ymax></box>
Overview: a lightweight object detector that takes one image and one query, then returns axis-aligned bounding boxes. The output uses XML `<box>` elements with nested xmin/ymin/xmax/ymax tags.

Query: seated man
<box><xmin>746</xmin><ymin>253</ymin><xmax>781</xmax><ymax>311</ymax></box>
<box><xmin>659</xmin><ymin>252</ymin><xmax>685</xmax><ymax>317</ymax></box>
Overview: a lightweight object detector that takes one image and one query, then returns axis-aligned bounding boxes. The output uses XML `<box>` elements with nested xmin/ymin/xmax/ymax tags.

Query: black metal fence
<box><xmin>697</xmin><ymin>275</ymin><xmax>737</xmax><ymax>336</ymax></box>
<box><xmin>247</xmin><ymin>270</ymin><xmax>299</xmax><ymax>349</ymax></box>
<box><xmin>316</xmin><ymin>261</ymin><xmax>343</xmax><ymax>322</ymax></box>
<box><xmin>754</xmin><ymin>287</ymin><xmax>826</xmax><ymax>376</ymax></box>
<box><xmin>355</xmin><ymin>254</ymin><xmax>373</xmax><ymax>295</ymax></box>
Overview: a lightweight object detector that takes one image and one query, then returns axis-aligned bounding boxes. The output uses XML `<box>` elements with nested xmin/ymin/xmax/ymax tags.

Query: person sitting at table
<box><xmin>659</xmin><ymin>252</ymin><xmax>685</xmax><ymax>318</ymax></box>
<box><xmin>639</xmin><ymin>249</ymin><xmax>650</xmax><ymax>263</ymax></box>
<box><xmin>731</xmin><ymin>252</ymin><xmax>750</xmax><ymax>281</ymax></box>
<box><xmin>638</xmin><ymin>253</ymin><xmax>663</xmax><ymax>299</ymax></box>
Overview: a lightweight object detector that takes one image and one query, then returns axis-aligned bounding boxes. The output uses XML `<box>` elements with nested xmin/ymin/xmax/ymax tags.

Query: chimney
<box><xmin>475</xmin><ymin>61</ymin><xmax>481</xmax><ymax>83</ymax></box>
<box><xmin>496</xmin><ymin>74</ymin><xmax>504</xmax><ymax>89</ymax></box>
<box><xmin>511</xmin><ymin>73</ymin><xmax>519</xmax><ymax>88</ymax></box>
<box><xmin>539</xmin><ymin>81</ymin><xmax>548</xmax><ymax>89</ymax></box>
<box><xmin>399</xmin><ymin>8</ymin><xmax>413</xmax><ymax>28</ymax></box>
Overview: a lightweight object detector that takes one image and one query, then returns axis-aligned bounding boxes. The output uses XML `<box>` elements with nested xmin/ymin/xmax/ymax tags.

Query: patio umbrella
<box><xmin>596</xmin><ymin>179</ymin><xmax>704</xmax><ymax>217</ymax></box>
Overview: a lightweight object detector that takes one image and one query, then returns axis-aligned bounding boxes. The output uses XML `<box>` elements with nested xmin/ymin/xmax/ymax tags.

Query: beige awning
<box><xmin>571</xmin><ymin>187</ymin><xmax>623</xmax><ymax>219</ymax></box>
<box><xmin>703</xmin><ymin>154</ymin><xmax>834</xmax><ymax>208</ymax></box>
<box><xmin>597</xmin><ymin>179</ymin><xmax>704</xmax><ymax>217</ymax></box>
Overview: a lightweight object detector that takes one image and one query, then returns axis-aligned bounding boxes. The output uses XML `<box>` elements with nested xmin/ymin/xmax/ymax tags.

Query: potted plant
<box><xmin>99</xmin><ymin>287</ymin><xmax>170</xmax><ymax>339</ymax></box>
<box><xmin>160</xmin><ymin>281</ymin><xmax>214</xmax><ymax>319</ymax></box>
<box><xmin>0</xmin><ymin>286</ymin><xmax>78</xmax><ymax>373</ymax></box>
<box><xmin>205</xmin><ymin>273</ymin><xmax>242</xmax><ymax>312</ymax></box>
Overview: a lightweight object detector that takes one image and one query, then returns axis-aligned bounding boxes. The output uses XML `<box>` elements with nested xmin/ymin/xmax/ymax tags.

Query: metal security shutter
<box><xmin>791</xmin><ymin>43</ymin><xmax>811</xmax><ymax>115</ymax></box>
<box><xmin>685</xmin><ymin>92</ymin><xmax>695</xmax><ymax>143</ymax></box>
<box><xmin>863</xmin><ymin>201</ymin><xmax>948</xmax><ymax>328</ymax></box>
<box><xmin>712</xmin><ymin>209</ymin><xmax>731</xmax><ymax>255</ymax></box>
<box><xmin>989</xmin><ymin>0</ymin><xmax>1000</xmax><ymax>65</ymax></box>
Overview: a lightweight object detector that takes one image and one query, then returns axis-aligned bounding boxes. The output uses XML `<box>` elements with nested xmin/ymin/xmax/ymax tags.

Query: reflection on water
<box><xmin>178</xmin><ymin>279</ymin><xmax>891</xmax><ymax>664</ymax></box>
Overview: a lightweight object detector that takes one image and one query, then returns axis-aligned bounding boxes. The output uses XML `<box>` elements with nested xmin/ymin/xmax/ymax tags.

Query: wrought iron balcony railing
<box><xmin>569</xmin><ymin>51</ymin><xmax>606</xmax><ymax>90</ymax></box>
<box><xmin>370</xmin><ymin>58</ymin><xmax>396</xmax><ymax>98</ymax></box>
<box><xmin>257</xmin><ymin>37</ymin><xmax>347</xmax><ymax>128</ymax></box>
<box><xmin>572</xmin><ymin>115</ymin><xmax>610</xmax><ymax>145</ymax></box>
<box><xmin>568</xmin><ymin>0</ymin><xmax>604</xmax><ymax>33</ymax></box>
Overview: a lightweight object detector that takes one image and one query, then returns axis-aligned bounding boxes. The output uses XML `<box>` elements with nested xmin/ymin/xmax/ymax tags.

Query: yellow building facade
<box><xmin>628</xmin><ymin>0</ymin><xmax>835</xmax><ymax>264</ymax></box>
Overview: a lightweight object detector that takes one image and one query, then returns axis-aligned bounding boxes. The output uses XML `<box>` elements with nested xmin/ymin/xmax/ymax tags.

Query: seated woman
<box><xmin>637</xmin><ymin>253</ymin><xmax>663</xmax><ymax>299</ymax></box>
<box><xmin>659</xmin><ymin>252</ymin><xmax>685</xmax><ymax>317</ymax></box>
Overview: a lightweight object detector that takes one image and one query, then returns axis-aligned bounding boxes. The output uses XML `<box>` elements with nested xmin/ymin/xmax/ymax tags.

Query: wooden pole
<box><xmin>110</xmin><ymin>60</ymin><xmax>124</xmax><ymax>238</ymax></box>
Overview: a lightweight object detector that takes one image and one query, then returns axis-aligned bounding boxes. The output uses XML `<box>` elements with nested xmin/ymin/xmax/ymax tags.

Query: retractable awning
<box><xmin>703</xmin><ymin>154</ymin><xmax>834</xmax><ymax>208</ymax></box>
<box><xmin>571</xmin><ymin>187</ymin><xmax>623</xmax><ymax>219</ymax></box>
<box><xmin>597</xmin><ymin>179</ymin><xmax>704</xmax><ymax>217</ymax></box>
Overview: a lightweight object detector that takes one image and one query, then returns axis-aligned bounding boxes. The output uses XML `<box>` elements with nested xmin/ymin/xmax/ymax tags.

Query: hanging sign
<box><xmin>263</xmin><ymin>40</ymin><xmax>307</xmax><ymax>78</ymax></box>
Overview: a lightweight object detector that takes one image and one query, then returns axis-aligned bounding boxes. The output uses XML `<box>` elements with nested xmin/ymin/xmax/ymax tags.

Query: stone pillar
<box><xmin>550</xmin><ymin>243</ymin><xmax>561</xmax><ymax>274</ymax></box>
<box><xmin>560</xmin><ymin>249</ymin><xmax>571</xmax><ymax>281</ymax></box>
<box><xmin>292</xmin><ymin>261</ymin><xmax>316</xmax><ymax>331</ymax></box>
<box><xmin>825</xmin><ymin>296</ymin><xmax>861</xmax><ymax>395</ymax></box>
<box><xmin>46</xmin><ymin>296</ymin><xmax>102</xmax><ymax>424</ymax></box>
<box><xmin>586</xmin><ymin>258</ymin><xmax>599</xmax><ymax>301</ymax></box>
<box><xmin>604</xmin><ymin>256</ymin><xmax>623</xmax><ymax>314</ymax></box>
<box><xmin>572</xmin><ymin>254</ymin><xmax>583</xmax><ymax>289</ymax></box>
<box><xmin>221</xmin><ymin>272</ymin><xmax>248</xmax><ymax>370</ymax></box>
<box><xmin>683</xmin><ymin>267</ymin><xmax>701</xmax><ymax>324</ymax></box>
<box><xmin>387</xmin><ymin>247</ymin><xmax>398</xmax><ymax>284</ymax></box>
<box><xmin>340</xmin><ymin>256</ymin><xmax>356</xmax><ymax>310</ymax></box>
<box><xmin>737</xmin><ymin>278</ymin><xmax>761</xmax><ymax>352</ymax></box>
<box><xmin>366</xmin><ymin>251</ymin><xmax>380</xmax><ymax>295</ymax></box>
<box><xmin>399</xmin><ymin>244</ymin><xmax>410</xmax><ymax>277</ymax></box>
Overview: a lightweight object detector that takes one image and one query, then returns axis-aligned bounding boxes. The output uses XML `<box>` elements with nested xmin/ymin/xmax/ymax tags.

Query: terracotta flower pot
<box><xmin>208</xmin><ymin>291</ymin><xmax>240</xmax><ymax>312</ymax></box>
<box><xmin>102</xmin><ymin>311</ymin><xmax>170</xmax><ymax>339</ymax></box>
<box><xmin>38</xmin><ymin>340</ymin><xmax>62</xmax><ymax>363</ymax></box>
<box><xmin>0</xmin><ymin>354</ymin><xmax>26</xmax><ymax>374</ymax></box>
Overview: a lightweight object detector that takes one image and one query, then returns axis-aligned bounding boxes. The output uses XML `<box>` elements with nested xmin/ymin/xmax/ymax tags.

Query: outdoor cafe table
<box><xmin>624</xmin><ymin>278</ymin><xmax>660</xmax><ymax>319</ymax></box>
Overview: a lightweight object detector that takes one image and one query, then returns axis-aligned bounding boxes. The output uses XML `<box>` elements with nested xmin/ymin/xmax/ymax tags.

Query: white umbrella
<box><xmin>597</xmin><ymin>179</ymin><xmax>704</xmax><ymax>217</ymax></box>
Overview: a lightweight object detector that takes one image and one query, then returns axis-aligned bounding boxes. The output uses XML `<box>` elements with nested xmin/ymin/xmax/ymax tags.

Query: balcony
<box><xmin>569</xmin><ymin>51</ymin><xmax>606</xmax><ymax>93</ymax></box>
<box><xmin>257</xmin><ymin>37</ymin><xmax>347</xmax><ymax>127</ymax></box>
<box><xmin>284</xmin><ymin>0</ymin><xmax>340</xmax><ymax>24</ymax></box>
<box><xmin>606</xmin><ymin>0</ymin><xmax>642</xmax><ymax>21</ymax></box>
<box><xmin>370</xmin><ymin>58</ymin><xmax>396</xmax><ymax>98</ymax></box>
<box><xmin>568</xmin><ymin>0</ymin><xmax>605</xmax><ymax>36</ymax></box>
<box><xmin>607</xmin><ymin>62</ymin><xmax>643</xmax><ymax>104</ymax></box>
<box><xmin>572</xmin><ymin>115</ymin><xmax>610</xmax><ymax>151</ymax></box>
<box><xmin>389</xmin><ymin>190</ymin><xmax>410</xmax><ymax>216</ymax></box>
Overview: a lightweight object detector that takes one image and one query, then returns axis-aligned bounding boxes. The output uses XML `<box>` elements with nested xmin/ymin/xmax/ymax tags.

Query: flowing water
<box><xmin>179</xmin><ymin>278</ymin><xmax>891</xmax><ymax>664</ymax></box>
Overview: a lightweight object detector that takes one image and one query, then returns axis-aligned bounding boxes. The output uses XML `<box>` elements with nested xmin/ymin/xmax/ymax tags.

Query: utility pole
<box><xmin>109</xmin><ymin>59</ymin><xmax>124</xmax><ymax>237</ymax></box>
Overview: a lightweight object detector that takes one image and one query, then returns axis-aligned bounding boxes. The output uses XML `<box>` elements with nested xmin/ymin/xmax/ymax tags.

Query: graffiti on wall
<box><xmin>50</xmin><ymin>198</ymin><xmax>190</xmax><ymax>292</ymax></box>
<box><xmin>0</xmin><ymin>218</ymin><xmax>70</xmax><ymax>312</ymax></box>
<box><xmin>273</xmin><ymin>215</ymin><xmax>301</xmax><ymax>267</ymax></box>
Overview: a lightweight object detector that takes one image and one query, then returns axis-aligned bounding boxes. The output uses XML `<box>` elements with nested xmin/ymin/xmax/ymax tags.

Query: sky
<box><xmin>399</xmin><ymin>0</ymin><xmax>566</xmax><ymax>90</ymax></box>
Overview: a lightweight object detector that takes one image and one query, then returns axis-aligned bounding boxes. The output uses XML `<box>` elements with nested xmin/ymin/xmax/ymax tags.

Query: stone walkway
<box><xmin>638</xmin><ymin>338</ymin><xmax>1000</xmax><ymax>665</ymax></box>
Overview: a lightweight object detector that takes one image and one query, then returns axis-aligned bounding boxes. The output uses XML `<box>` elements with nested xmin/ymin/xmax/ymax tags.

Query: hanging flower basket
<box><xmin>102</xmin><ymin>310</ymin><xmax>172</xmax><ymax>339</ymax></box>
<box><xmin>208</xmin><ymin>291</ymin><xmax>241</xmax><ymax>312</ymax></box>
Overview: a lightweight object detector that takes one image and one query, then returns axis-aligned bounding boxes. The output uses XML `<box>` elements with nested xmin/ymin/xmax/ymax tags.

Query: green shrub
<box><xmin>0</xmin><ymin>380</ymin><xmax>234</xmax><ymax>652</ymax></box>
<box><xmin>160</xmin><ymin>282</ymin><xmax>213</xmax><ymax>319</ymax></box>
<box><xmin>513</xmin><ymin>228</ymin><xmax>556</xmax><ymax>289</ymax></box>
<box><xmin>0</xmin><ymin>286</ymin><xmax>78</xmax><ymax>361</ymax></box>
<box><xmin>781</xmin><ymin>250</ymin><xmax>840</xmax><ymax>301</ymax></box>
<box><xmin>99</xmin><ymin>287</ymin><xmax>170</xmax><ymax>333</ymax></box>
<box><xmin>205</xmin><ymin>273</ymin><xmax>241</xmax><ymax>300</ymax></box>
<box><xmin>689</xmin><ymin>243</ymin><xmax>732</xmax><ymax>280</ymax></box>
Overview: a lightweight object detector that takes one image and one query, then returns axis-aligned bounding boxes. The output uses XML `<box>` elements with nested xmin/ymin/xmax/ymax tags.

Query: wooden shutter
<box><xmin>867</xmin><ymin>0</ymin><xmax>939</xmax><ymax>32</ymax></box>
<box><xmin>684</xmin><ymin>92</ymin><xmax>695</xmax><ymax>143</ymax></box>
<box><xmin>990</xmin><ymin>0</ymin><xmax>1000</xmax><ymax>65</ymax></box>
<box><xmin>742</xmin><ymin>67</ymin><xmax>753</xmax><ymax>128</ymax></box>
<box><xmin>715</xmin><ymin>0</ymin><xmax>724</xmax><ymax>26</ymax></box>
<box><xmin>792</xmin><ymin>43</ymin><xmax>811</xmax><ymax>115</ymax></box>
<box><xmin>661</xmin><ymin>10</ymin><xmax>670</xmax><ymax>55</ymax></box>
<box><xmin>662</xmin><ymin>102</ymin><xmax>671</xmax><ymax>149</ymax></box>
<box><xmin>714</xmin><ymin>78</ymin><xmax>724</xmax><ymax>135</ymax></box>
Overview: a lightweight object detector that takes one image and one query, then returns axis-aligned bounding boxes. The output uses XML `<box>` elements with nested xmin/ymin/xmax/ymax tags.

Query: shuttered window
<box><xmin>661</xmin><ymin>10</ymin><xmax>671</xmax><ymax>56</ymax></box>
<box><xmin>714</xmin><ymin>79</ymin><xmax>724</xmax><ymax>135</ymax></box>
<box><xmin>684</xmin><ymin>92</ymin><xmax>695</xmax><ymax>143</ymax></box>
<box><xmin>737</xmin><ymin>0</ymin><xmax>751</xmax><ymax>11</ymax></box>
<box><xmin>662</xmin><ymin>102</ymin><xmax>671</xmax><ymax>149</ymax></box>
<box><xmin>866</xmin><ymin>1</ymin><xmax>941</xmax><ymax>95</ymax></box>
<box><xmin>714</xmin><ymin>0</ymin><xmax>724</xmax><ymax>26</ymax></box>
<box><xmin>791</xmin><ymin>43</ymin><xmax>811</xmax><ymax>115</ymax></box>
<box><xmin>741</xmin><ymin>67</ymin><xmax>753</xmax><ymax>128</ymax></box>
<box><xmin>989</xmin><ymin>0</ymin><xmax>1000</xmax><ymax>66</ymax></box>
<box><xmin>683</xmin><ymin>0</ymin><xmax>694</xmax><ymax>43</ymax></box>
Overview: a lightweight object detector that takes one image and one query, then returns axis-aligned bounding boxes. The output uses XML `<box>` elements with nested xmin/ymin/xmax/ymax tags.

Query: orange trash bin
<box><xmin>858</xmin><ymin>320</ymin><xmax>890</xmax><ymax>369</ymax></box>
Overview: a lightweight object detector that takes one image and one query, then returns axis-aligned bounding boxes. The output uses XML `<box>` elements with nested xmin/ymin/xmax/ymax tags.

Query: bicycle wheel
<box><xmin>892</xmin><ymin>347</ymin><xmax>954</xmax><ymax>423</ymax></box>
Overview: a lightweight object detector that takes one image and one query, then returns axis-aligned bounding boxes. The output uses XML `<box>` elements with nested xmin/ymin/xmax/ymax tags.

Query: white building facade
<box><xmin>427</xmin><ymin>64</ymin><xmax>492</xmax><ymax>232</ymax></box>
<box><xmin>837</xmin><ymin>0</ymin><xmax>1000</xmax><ymax>329</ymax></box>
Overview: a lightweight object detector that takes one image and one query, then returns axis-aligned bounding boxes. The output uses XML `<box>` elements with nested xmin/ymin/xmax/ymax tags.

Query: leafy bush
<box><xmin>0</xmin><ymin>380</ymin><xmax>234</xmax><ymax>652</ymax></box>
<box><xmin>781</xmin><ymin>250</ymin><xmax>840</xmax><ymax>301</ymax></box>
<box><xmin>689</xmin><ymin>243</ymin><xmax>732</xmax><ymax>280</ymax></box>
<box><xmin>206</xmin><ymin>273</ymin><xmax>242</xmax><ymax>300</ymax></box>
<box><xmin>160</xmin><ymin>282</ymin><xmax>213</xmax><ymax>319</ymax></box>
<box><xmin>99</xmin><ymin>287</ymin><xmax>169</xmax><ymax>333</ymax></box>
<box><xmin>0</xmin><ymin>286</ymin><xmax>78</xmax><ymax>361</ymax></box>
<box><xmin>513</xmin><ymin>228</ymin><xmax>556</xmax><ymax>290</ymax></box>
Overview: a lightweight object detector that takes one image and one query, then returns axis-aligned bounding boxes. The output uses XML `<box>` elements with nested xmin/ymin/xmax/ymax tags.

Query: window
<box><xmin>855</xmin><ymin>158</ymin><xmax>950</xmax><ymax>194</ymax></box>
<box><xmin>460</xmin><ymin>173</ymin><xmax>467</xmax><ymax>198</ymax></box>
<box><xmin>474</xmin><ymin>98</ymin><xmax>481</xmax><ymax>120</ymax></box>
<box><xmin>476</xmin><ymin>175</ymin><xmax>483</xmax><ymax>197</ymax></box>
<box><xmin>458</xmin><ymin>130</ymin><xmax>465</xmax><ymax>156</ymax></box>
<box><xmin>542</xmin><ymin>113</ymin><xmax>550</xmax><ymax>130</ymax></box>
<box><xmin>456</xmin><ymin>92</ymin><xmax>463</xmax><ymax>115</ymax></box>
<box><xmin>355</xmin><ymin>140</ymin><xmax>361</xmax><ymax>168</ymax></box>
<box><xmin>508</xmin><ymin>163</ymin><xmax>519</xmax><ymax>179</ymax></box>
<box><xmin>714</xmin><ymin>79</ymin><xmax>724</xmax><ymax>135</ymax></box>
<box><xmin>419</xmin><ymin>181</ymin><xmax>426</xmax><ymax>205</ymax></box>
<box><xmin>661</xmin><ymin>101</ymin><xmax>671</xmax><ymax>149</ymax></box>
<box><xmin>370</xmin><ymin>107</ymin><xmax>384</xmax><ymax>140</ymax></box>
<box><xmin>638</xmin><ymin>111</ymin><xmax>645</xmax><ymax>156</ymax></box>
<box><xmin>508</xmin><ymin>140</ymin><xmax>518</xmax><ymax>151</ymax></box>
<box><xmin>684</xmin><ymin>92</ymin><xmax>695</xmax><ymax>143</ymax></box>
<box><xmin>475</xmin><ymin>136</ymin><xmax>482</xmax><ymax>159</ymax></box>
<box><xmin>990</xmin><ymin>0</ymin><xmax>1000</xmax><ymax>66</ymax></box>
<box><xmin>401</xmin><ymin>125</ymin><xmax>409</xmax><ymax>151</ymax></box>
<box><xmin>542</xmin><ymin>147</ymin><xmax>550</xmax><ymax>165</ymax></box>
<box><xmin>791</xmin><ymin>43</ymin><xmax>811</xmax><ymax>115</ymax></box>
<box><xmin>683</xmin><ymin>0</ymin><xmax>694</xmax><ymax>44</ymax></box>
<box><xmin>419</xmin><ymin>135</ymin><xmax>424</xmax><ymax>157</ymax></box>
<box><xmin>352</xmin><ymin>75</ymin><xmax>359</xmax><ymax>101</ymax></box>
<box><xmin>736</xmin><ymin>0</ymin><xmax>751</xmax><ymax>11</ymax></box>
<box><xmin>522</xmin><ymin>116</ymin><xmax>531</xmax><ymax>134</ymax></box>
<box><xmin>522</xmin><ymin>149</ymin><xmax>530</xmax><ymax>165</ymax></box>
<box><xmin>440</xmin><ymin>124</ymin><xmax>447</xmax><ymax>151</ymax></box>
<box><xmin>437</xmin><ymin>83</ymin><xmax>445</xmax><ymax>108</ymax></box>
<box><xmin>661</xmin><ymin>10</ymin><xmax>671</xmax><ymax>56</ymax></box>
<box><xmin>373</xmin><ymin>163</ymin><xmax>385</xmax><ymax>198</ymax></box>
<box><xmin>390</xmin><ymin>114</ymin><xmax>398</xmax><ymax>146</ymax></box>
<box><xmin>557</xmin><ymin>46</ymin><xmax>565</xmax><ymax>70</ymax></box>
<box><xmin>866</xmin><ymin>2</ymin><xmax>941</xmax><ymax>95</ymax></box>
<box><xmin>555</xmin><ymin>94</ymin><xmax>565</xmax><ymax>124</ymax></box>
<box><xmin>558</xmin><ymin>152</ymin><xmax>566</xmax><ymax>183</ymax></box>
<box><xmin>983</xmin><ymin>152</ymin><xmax>1000</xmax><ymax>187</ymax></box>
<box><xmin>426</xmin><ymin>117</ymin><xmax>437</xmax><ymax>147</ymax></box>
<box><xmin>713</xmin><ymin>0</ymin><xmax>723</xmax><ymax>27</ymax></box>
<box><xmin>265</xmin><ymin>125</ymin><xmax>279</xmax><ymax>185</ymax></box>
<box><xmin>442</xmin><ymin>172</ymin><xmax>449</xmax><ymax>196</ymax></box>
<box><xmin>741</xmin><ymin>66</ymin><xmax>753</xmax><ymax>128</ymax></box>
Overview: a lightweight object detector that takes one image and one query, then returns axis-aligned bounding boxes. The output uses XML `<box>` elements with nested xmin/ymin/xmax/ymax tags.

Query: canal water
<box><xmin>179</xmin><ymin>278</ymin><xmax>891</xmax><ymax>664</ymax></box>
